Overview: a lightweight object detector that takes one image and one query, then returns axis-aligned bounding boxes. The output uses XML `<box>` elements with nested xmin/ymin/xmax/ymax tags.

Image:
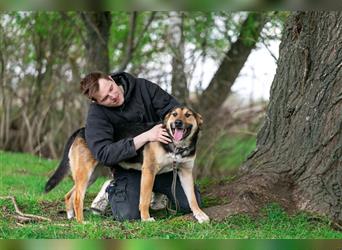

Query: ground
<box><xmin>1</xmin><ymin>151</ymin><xmax>342</xmax><ymax>239</ymax></box>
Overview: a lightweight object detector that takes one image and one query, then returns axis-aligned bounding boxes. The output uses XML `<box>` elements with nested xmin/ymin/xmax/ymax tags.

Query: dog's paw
<box><xmin>194</xmin><ymin>211</ymin><xmax>210</xmax><ymax>223</ymax></box>
<box><xmin>141</xmin><ymin>217</ymin><xmax>155</xmax><ymax>222</ymax></box>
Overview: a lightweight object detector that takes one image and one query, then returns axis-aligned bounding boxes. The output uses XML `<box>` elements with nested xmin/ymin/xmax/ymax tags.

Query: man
<box><xmin>80</xmin><ymin>71</ymin><xmax>202</xmax><ymax>221</ymax></box>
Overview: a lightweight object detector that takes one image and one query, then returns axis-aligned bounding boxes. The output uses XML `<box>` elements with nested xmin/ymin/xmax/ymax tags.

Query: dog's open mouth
<box><xmin>171</xmin><ymin>127</ymin><xmax>191</xmax><ymax>142</ymax></box>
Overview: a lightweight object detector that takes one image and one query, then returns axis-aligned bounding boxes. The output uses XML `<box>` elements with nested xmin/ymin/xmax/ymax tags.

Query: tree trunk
<box><xmin>197</xmin><ymin>11</ymin><xmax>342</xmax><ymax>222</ymax></box>
<box><xmin>196</xmin><ymin>12</ymin><xmax>266</xmax><ymax>119</ymax></box>
<box><xmin>81</xmin><ymin>11</ymin><xmax>112</xmax><ymax>73</ymax></box>
<box><xmin>169</xmin><ymin>12</ymin><xmax>188</xmax><ymax>105</ymax></box>
<box><xmin>195</xmin><ymin>13</ymin><xmax>267</xmax><ymax>176</ymax></box>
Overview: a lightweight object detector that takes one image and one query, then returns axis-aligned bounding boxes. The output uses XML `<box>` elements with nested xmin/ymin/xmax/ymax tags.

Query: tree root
<box><xmin>180</xmin><ymin>203</ymin><xmax>247</xmax><ymax>222</ymax></box>
<box><xmin>0</xmin><ymin>196</ymin><xmax>51</xmax><ymax>223</ymax></box>
<box><xmin>181</xmin><ymin>172</ymin><xmax>297</xmax><ymax>222</ymax></box>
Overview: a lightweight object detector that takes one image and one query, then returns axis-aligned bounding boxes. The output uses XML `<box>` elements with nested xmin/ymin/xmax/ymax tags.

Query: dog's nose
<box><xmin>175</xmin><ymin>120</ymin><xmax>183</xmax><ymax>128</ymax></box>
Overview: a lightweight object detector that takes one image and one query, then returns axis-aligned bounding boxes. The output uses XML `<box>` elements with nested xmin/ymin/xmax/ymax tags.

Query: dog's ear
<box><xmin>163</xmin><ymin>111</ymin><xmax>172</xmax><ymax>124</ymax></box>
<box><xmin>194</xmin><ymin>112</ymin><xmax>203</xmax><ymax>129</ymax></box>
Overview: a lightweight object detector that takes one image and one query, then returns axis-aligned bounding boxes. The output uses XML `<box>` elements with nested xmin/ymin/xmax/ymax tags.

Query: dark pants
<box><xmin>106</xmin><ymin>166</ymin><xmax>202</xmax><ymax>221</ymax></box>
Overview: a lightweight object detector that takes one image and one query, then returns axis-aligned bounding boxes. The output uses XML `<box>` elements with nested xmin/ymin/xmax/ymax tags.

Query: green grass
<box><xmin>1</xmin><ymin>150</ymin><xmax>342</xmax><ymax>239</ymax></box>
<box><xmin>197</xmin><ymin>134</ymin><xmax>257</xmax><ymax>174</ymax></box>
<box><xmin>213</xmin><ymin>135</ymin><xmax>256</xmax><ymax>171</ymax></box>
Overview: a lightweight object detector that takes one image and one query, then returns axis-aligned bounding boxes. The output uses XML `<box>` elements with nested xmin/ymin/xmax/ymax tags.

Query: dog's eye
<box><xmin>172</xmin><ymin>112</ymin><xmax>177</xmax><ymax>117</ymax></box>
<box><xmin>185</xmin><ymin>113</ymin><xmax>192</xmax><ymax>118</ymax></box>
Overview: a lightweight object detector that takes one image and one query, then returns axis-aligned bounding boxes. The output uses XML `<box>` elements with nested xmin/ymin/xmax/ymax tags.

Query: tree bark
<box><xmin>169</xmin><ymin>12</ymin><xmax>189</xmax><ymax>105</ymax></box>
<box><xmin>199</xmin><ymin>11</ymin><xmax>342</xmax><ymax>222</ymax></box>
<box><xmin>81</xmin><ymin>11</ymin><xmax>112</xmax><ymax>73</ymax></box>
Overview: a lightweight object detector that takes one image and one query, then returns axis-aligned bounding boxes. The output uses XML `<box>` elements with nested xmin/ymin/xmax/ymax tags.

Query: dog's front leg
<box><xmin>139</xmin><ymin>165</ymin><xmax>156</xmax><ymax>222</ymax></box>
<box><xmin>178</xmin><ymin>165</ymin><xmax>210</xmax><ymax>223</ymax></box>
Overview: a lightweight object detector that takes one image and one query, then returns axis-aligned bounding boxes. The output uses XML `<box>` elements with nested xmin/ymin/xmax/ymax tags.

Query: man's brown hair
<box><xmin>80</xmin><ymin>72</ymin><xmax>111</xmax><ymax>101</ymax></box>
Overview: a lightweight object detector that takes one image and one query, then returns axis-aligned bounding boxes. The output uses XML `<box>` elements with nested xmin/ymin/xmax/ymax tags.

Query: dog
<box><xmin>45</xmin><ymin>107</ymin><xmax>209</xmax><ymax>223</ymax></box>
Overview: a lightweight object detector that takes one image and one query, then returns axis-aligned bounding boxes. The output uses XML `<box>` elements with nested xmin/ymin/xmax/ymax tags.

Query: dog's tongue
<box><xmin>173</xmin><ymin>129</ymin><xmax>184</xmax><ymax>141</ymax></box>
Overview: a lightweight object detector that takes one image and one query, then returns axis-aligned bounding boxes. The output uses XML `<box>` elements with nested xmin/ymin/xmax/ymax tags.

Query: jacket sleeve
<box><xmin>143</xmin><ymin>79</ymin><xmax>180</xmax><ymax>119</ymax></box>
<box><xmin>85</xmin><ymin>104</ymin><xmax>137</xmax><ymax>166</ymax></box>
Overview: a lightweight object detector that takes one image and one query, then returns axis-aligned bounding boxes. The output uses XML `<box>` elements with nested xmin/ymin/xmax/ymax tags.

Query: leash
<box><xmin>168</xmin><ymin>150</ymin><xmax>180</xmax><ymax>215</ymax></box>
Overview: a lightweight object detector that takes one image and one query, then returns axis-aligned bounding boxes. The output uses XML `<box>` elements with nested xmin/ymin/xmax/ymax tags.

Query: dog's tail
<box><xmin>44</xmin><ymin>128</ymin><xmax>85</xmax><ymax>193</ymax></box>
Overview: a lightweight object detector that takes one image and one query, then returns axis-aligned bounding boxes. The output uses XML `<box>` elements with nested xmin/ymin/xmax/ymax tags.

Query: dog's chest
<box><xmin>119</xmin><ymin>153</ymin><xmax>193</xmax><ymax>174</ymax></box>
<box><xmin>156</xmin><ymin>153</ymin><xmax>192</xmax><ymax>174</ymax></box>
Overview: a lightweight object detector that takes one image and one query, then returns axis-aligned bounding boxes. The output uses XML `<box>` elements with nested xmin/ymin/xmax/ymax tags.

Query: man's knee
<box><xmin>106</xmin><ymin>175</ymin><xmax>141</xmax><ymax>221</ymax></box>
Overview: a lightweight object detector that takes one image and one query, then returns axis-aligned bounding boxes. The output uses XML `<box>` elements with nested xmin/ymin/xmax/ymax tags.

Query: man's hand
<box><xmin>146</xmin><ymin>124</ymin><xmax>172</xmax><ymax>144</ymax></box>
<box><xmin>133</xmin><ymin>124</ymin><xmax>172</xmax><ymax>151</ymax></box>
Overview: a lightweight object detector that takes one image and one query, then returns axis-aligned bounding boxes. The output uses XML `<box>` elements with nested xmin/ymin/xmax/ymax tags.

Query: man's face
<box><xmin>92</xmin><ymin>77</ymin><xmax>125</xmax><ymax>107</ymax></box>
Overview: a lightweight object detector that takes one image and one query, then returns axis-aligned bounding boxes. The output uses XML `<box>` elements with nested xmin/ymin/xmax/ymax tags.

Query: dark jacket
<box><xmin>85</xmin><ymin>72</ymin><xmax>180</xmax><ymax>166</ymax></box>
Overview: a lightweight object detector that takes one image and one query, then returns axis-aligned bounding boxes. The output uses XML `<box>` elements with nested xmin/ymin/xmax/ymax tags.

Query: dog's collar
<box><xmin>174</xmin><ymin>145</ymin><xmax>190</xmax><ymax>156</ymax></box>
<box><xmin>164</xmin><ymin>143</ymin><xmax>195</xmax><ymax>158</ymax></box>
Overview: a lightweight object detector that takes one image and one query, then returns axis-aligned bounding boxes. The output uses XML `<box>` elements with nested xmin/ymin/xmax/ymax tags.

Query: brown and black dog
<box><xmin>45</xmin><ymin>107</ymin><xmax>209</xmax><ymax>223</ymax></box>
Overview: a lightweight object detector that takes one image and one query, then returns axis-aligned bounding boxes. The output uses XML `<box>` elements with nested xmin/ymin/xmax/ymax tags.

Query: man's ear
<box><xmin>195</xmin><ymin>112</ymin><xmax>203</xmax><ymax>129</ymax></box>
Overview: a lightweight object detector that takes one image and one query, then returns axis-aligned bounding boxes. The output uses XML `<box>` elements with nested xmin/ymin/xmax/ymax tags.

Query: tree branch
<box><xmin>118</xmin><ymin>11</ymin><xmax>138</xmax><ymax>72</ymax></box>
<box><xmin>197</xmin><ymin>12</ymin><xmax>267</xmax><ymax>116</ymax></box>
<box><xmin>0</xmin><ymin>196</ymin><xmax>51</xmax><ymax>222</ymax></box>
<box><xmin>59</xmin><ymin>12</ymin><xmax>88</xmax><ymax>48</ymax></box>
<box><xmin>80</xmin><ymin>12</ymin><xmax>107</xmax><ymax>46</ymax></box>
<box><xmin>135</xmin><ymin>11</ymin><xmax>156</xmax><ymax>49</ymax></box>
<box><xmin>118</xmin><ymin>12</ymin><xmax>156</xmax><ymax>72</ymax></box>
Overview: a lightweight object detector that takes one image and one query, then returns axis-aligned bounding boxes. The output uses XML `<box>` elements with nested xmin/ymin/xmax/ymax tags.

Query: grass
<box><xmin>213</xmin><ymin>135</ymin><xmax>256</xmax><ymax>171</ymax></box>
<box><xmin>1</xmin><ymin>150</ymin><xmax>342</xmax><ymax>239</ymax></box>
<box><xmin>197</xmin><ymin>133</ymin><xmax>257</xmax><ymax>174</ymax></box>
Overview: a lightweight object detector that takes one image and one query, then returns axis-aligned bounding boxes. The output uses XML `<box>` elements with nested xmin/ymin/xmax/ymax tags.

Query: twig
<box><xmin>0</xmin><ymin>196</ymin><xmax>51</xmax><ymax>222</ymax></box>
<box><xmin>260</xmin><ymin>35</ymin><xmax>278</xmax><ymax>63</ymax></box>
<box><xmin>14</xmin><ymin>215</ymin><xmax>33</xmax><ymax>223</ymax></box>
